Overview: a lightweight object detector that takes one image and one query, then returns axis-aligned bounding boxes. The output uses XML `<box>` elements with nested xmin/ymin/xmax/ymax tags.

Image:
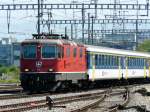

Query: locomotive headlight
<box><xmin>24</xmin><ymin>69</ymin><xmax>29</xmax><ymax>72</ymax></box>
<box><xmin>48</xmin><ymin>69</ymin><xmax>53</xmax><ymax>72</ymax></box>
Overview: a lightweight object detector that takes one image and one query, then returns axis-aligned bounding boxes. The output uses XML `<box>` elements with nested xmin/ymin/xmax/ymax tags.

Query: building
<box><xmin>0</xmin><ymin>37</ymin><xmax>20</xmax><ymax>66</ymax></box>
<box><xmin>12</xmin><ymin>42</ymin><xmax>21</xmax><ymax>67</ymax></box>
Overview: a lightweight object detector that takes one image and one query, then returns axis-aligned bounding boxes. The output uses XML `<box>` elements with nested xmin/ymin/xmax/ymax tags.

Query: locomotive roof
<box><xmin>22</xmin><ymin>39</ymin><xmax>83</xmax><ymax>46</ymax></box>
<box><xmin>86</xmin><ymin>45</ymin><xmax>150</xmax><ymax>58</ymax></box>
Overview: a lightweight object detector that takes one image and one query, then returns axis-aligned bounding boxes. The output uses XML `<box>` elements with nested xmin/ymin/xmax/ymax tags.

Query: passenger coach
<box><xmin>86</xmin><ymin>45</ymin><xmax>150</xmax><ymax>81</ymax></box>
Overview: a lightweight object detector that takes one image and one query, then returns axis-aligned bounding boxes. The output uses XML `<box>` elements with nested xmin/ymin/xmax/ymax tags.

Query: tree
<box><xmin>0</xmin><ymin>66</ymin><xmax>9</xmax><ymax>74</ymax></box>
<box><xmin>137</xmin><ymin>40</ymin><xmax>150</xmax><ymax>52</ymax></box>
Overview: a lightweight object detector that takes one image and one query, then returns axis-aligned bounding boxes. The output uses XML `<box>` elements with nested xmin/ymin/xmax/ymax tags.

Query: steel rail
<box><xmin>0</xmin><ymin>90</ymin><xmax>108</xmax><ymax>112</ymax></box>
<box><xmin>68</xmin><ymin>88</ymin><xmax>129</xmax><ymax>112</ymax></box>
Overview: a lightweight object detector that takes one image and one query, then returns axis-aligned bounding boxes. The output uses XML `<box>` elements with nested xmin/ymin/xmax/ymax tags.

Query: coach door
<box><xmin>118</xmin><ymin>57</ymin><xmax>122</xmax><ymax>80</ymax></box>
<box><xmin>148</xmin><ymin>59</ymin><xmax>150</xmax><ymax>78</ymax></box>
<box><xmin>91</xmin><ymin>54</ymin><xmax>95</xmax><ymax>81</ymax></box>
<box><xmin>118</xmin><ymin>56</ymin><xmax>124</xmax><ymax>80</ymax></box>
<box><xmin>121</xmin><ymin>56</ymin><xmax>128</xmax><ymax>80</ymax></box>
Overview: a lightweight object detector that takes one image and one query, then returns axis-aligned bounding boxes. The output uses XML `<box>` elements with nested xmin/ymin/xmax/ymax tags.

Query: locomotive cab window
<box><xmin>22</xmin><ymin>45</ymin><xmax>36</xmax><ymax>59</ymax></box>
<box><xmin>42</xmin><ymin>45</ymin><xmax>57</xmax><ymax>58</ymax></box>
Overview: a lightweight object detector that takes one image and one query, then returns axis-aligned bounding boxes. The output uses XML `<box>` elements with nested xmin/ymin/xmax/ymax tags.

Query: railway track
<box><xmin>0</xmin><ymin>89</ymin><xmax>109</xmax><ymax>112</ymax></box>
<box><xmin>0</xmin><ymin>88</ymin><xmax>129</xmax><ymax>112</ymax></box>
<box><xmin>0</xmin><ymin>85</ymin><xmax>22</xmax><ymax>94</ymax></box>
<box><xmin>0</xmin><ymin>92</ymin><xmax>52</xmax><ymax>100</ymax></box>
<box><xmin>0</xmin><ymin>83</ymin><xmax>137</xmax><ymax>100</ymax></box>
<box><xmin>71</xmin><ymin>88</ymin><xmax>129</xmax><ymax>112</ymax></box>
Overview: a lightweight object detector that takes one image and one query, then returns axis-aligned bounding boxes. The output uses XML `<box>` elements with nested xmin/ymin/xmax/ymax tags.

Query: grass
<box><xmin>0</xmin><ymin>79</ymin><xmax>20</xmax><ymax>83</ymax></box>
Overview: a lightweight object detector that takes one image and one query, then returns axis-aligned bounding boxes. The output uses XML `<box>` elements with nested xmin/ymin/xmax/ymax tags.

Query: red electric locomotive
<box><xmin>20</xmin><ymin>34</ymin><xmax>87</xmax><ymax>91</ymax></box>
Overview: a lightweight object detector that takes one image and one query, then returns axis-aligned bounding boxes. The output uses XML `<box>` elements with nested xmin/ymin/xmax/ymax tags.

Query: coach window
<box><xmin>99</xmin><ymin>55</ymin><xmax>102</xmax><ymax>67</ymax></box>
<box><xmin>141</xmin><ymin>58</ymin><xmax>144</xmax><ymax>66</ymax></box>
<box><xmin>66</xmin><ymin>47</ymin><xmax>70</xmax><ymax>57</ymax></box>
<box><xmin>127</xmin><ymin>57</ymin><xmax>130</xmax><ymax>67</ymax></box>
<box><xmin>107</xmin><ymin>55</ymin><xmax>109</xmax><ymax>66</ymax></box>
<box><xmin>101</xmin><ymin>55</ymin><xmax>104</xmax><ymax>66</ymax></box>
<box><xmin>136</xmin><ymin>58</ymin><xmax>138</xmax><ymax>67</ymax></box>
<box><xmin>99</xmin><ymin>55</ymin><xmax>101</xmax><ymax>66</ymax></box>
<box><xmin>109</xmin><ymin>56</ymin><xmax>112</xmax><ymax>67</ymax></box>
<box><xmin>133</xmin><ymin>58</ymin><xmax>136</xmax><ymax>68</ymax></box>
<box><xmin>95</xmin><ymin>54</ymin><xmax>98</xmax><ymax>67</ymax></box>
<box><xmin>138</xmin><ymin>58</ymin><xmax>141</xmax><ymax>67</ymax></box>
<box><xmin>134</xmin><ymin>58</ymin><xmax>136</xmax><ymax>67</ymax></box>
<box><xmin>114</xmin><ymin>56</ymin><xmax>116</xmax><ymax>66</ymax></box>
<box><xmin>112</xmin><ymin>56</ymin><xmax>114</xmax><ymax>66</ymax></box>
<box><xmin>73</xmin><ymin>48</ymin><xmax>77</xmax><ymax>57</ymax></box>
<box><xmin>106</xmin><ymin>55</ymin><xmax>108</xmax><ymax>66</ymax></box>
<box><xmin>110</xmin><ymin>55</ymin><xmax>112</xmax><ymax>67</ymax></box>
<box><xmin>79</xmin><ymin>48</ymin><xmax>83</xmax><ymax>58</ymax></box>
<box><xmin>143</xmin><ymin>59</ymin><xmax>146</xmax><ymax>66</ymax></box>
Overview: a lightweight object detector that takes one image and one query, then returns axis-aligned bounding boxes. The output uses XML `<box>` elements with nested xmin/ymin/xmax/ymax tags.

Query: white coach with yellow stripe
<box><xmin>86</xmin><ymin>45</ymin><xmax>150</xmax><ymax>81</ymax></box>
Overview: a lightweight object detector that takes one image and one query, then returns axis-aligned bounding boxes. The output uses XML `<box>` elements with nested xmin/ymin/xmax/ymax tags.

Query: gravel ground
<box><xmin>0</xmin><ymin>93</ymin><xmax>13</xmax><ymax>96</ymax></box>
<box><xmin>0</xmin><ymin>89</ymin><xmax>104</xmax><ymax>106</ymax></box>
<box><xmin>1</xmin><ymin>84</ymin><xmax>150</xmax><ymax>112</ymax></box>
<box><xmin>27</xmin><ymin>99</ymin><xmax>98</xmax><ymax>112</ymax></box>
<box><xmin>118</xmin><ymin>84</ymin><xmax>150</xmax><ymax>112</ymax></box>
<box><xmin>26</xmin><ymin>89</ymin><xmax>125</xmax><ymax>112</ymax></box>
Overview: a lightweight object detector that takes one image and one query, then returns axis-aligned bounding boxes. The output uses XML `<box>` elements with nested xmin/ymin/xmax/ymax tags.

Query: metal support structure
<box><xmin>84</xmin><ymin>29</ymin><xmax>150</xmax><ymax>34</ymax></box>
<box><xmin>71</xmin><ymin>24</ymin><xmax>73</xmax><ymax>40</ymax></box>
<box><xmin>0</xmin><ymin>4</ymin><xmax>150</xmax><ymax>10</ymax></box>
<box><xmin>82</xmin><ymin>3</ymin><xmax>85</xmax><ymax>43</ymax></box>
<box><xmin>88</xmin><ymin>13</ymin><xmax>90</xmax><ymax>44</ymax></box>
<box><xmin>42</xmin><ymin>19</ymin><xmax>150</xmax><ymax>24</ymax></box>
<box><xmin>0</xmin><ymin>2</ymin><xmax>150</xmax><ymax>48</ymax></box>
<box><xmin>91</xmin><ymin>16</ymin><xmax>94</xmax><ymax>44</ymax></box>
<box><xmin>65</xmin><ymin>26</ymin><xmax>67</xmax><ymax>37</ymax></box>
<box><xmin>47</xmin><ymin>11</ymin><xmax>50</xmax><ymax>33</ymax></box>
<box><xmin>135</xmin><ymin>0</ymin><xmax>139</xmax><ymax>50</ymax></box>
<box><xmin>37</xmin><ymin>0</ymin><xmax>41</xmax><ymax>38</ymax></box>
<box><xmin>6</xmin><ymin>10</ymin><xmax>11</xmax><ymax>33</ymax></box>
<box><xmin>147</xmin><ymin>0</ymin><xmax>149</xmax><ymax>16</ymax></box>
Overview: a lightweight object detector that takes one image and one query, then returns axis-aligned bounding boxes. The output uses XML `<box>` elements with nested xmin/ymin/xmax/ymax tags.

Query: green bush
<box><xmin>137</xmin><ymin>40</ymin><xmax>150</xmax><ymax>52</ymax></box>
<box><xmin>0</xmin><ymin>65</ymin><xmax>20</xmax><ymax>83</ymax></box>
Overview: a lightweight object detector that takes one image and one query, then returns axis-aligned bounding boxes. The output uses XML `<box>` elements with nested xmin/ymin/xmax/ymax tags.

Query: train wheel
<box><xmin>21</xmin><ymin>80</ymin><xmax>28</xmax><ymax>91</ymax></box>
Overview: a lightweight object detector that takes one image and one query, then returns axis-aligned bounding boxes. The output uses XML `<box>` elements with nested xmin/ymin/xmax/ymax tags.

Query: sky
<box><xmin>0</xmin><ymin>0</ymin><xmax>149</xmax><ymax>41</ymax></box>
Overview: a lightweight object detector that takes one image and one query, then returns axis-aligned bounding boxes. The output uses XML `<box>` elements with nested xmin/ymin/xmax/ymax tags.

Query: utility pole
<box><xmin>112</xmin><ymin>0</ymin><xmax>117</xmax><ymax>34</ymax></box>
<box><xmin>47</xmin><ymin>10</ymin><xmax>52</xmax><ymax>33</ymax></box>
<box><xmin>47</xmin><ymin>11</ymin><xmax>50</xmax><ymax>33</ymax></box>
<box><xmin>91</xmin><ymin>16</ymin><xmax>94</xmax><ymax>44</ymax></box>
<box><xmin>7</xmin><ymin>10</ymin><xmax>11</xmax><ymax>33</ymax></box>
<box><xmin>146</xmin><ymin>0</ymin><xmax>149</xmax><ymax>16</ymax></box>
<box><xmin>37</xmin><ymin>0</ymin><xmax>41</xmax><ymax>38</ymax></box>
<box><xmin>88</xmin><ymin>13</ymin><xmax>90</xmax><ymax>44</ymax></box>
<box><xmin>91</xmin><ymin>0</ymin><xmax>98</xmax><ymax>18</ymax></box>
<box><xmin>71</xmin><ymin>24</ymin><xmax>73</xmax><ymax>40</ymax></box>
<box><xmin>65</xmin><ymin>26</ymin><xmax>67</xmax><ymax>37</ymax></box>
<box><xmin>135</xmin><ymin>0</ymin><xmax>139</xmax><ymax>50</ymax></box>
<box><xmin>82</xmin><ymin>3</ymin><xmax>85</xmax><ymax>43</ymax></box>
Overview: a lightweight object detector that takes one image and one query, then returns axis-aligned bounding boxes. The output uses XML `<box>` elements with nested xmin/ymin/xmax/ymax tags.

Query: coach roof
<box><xmin>86</xmin><ymin>45</ymin><xmax>150</xmax><ymax>58</ymax></box>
